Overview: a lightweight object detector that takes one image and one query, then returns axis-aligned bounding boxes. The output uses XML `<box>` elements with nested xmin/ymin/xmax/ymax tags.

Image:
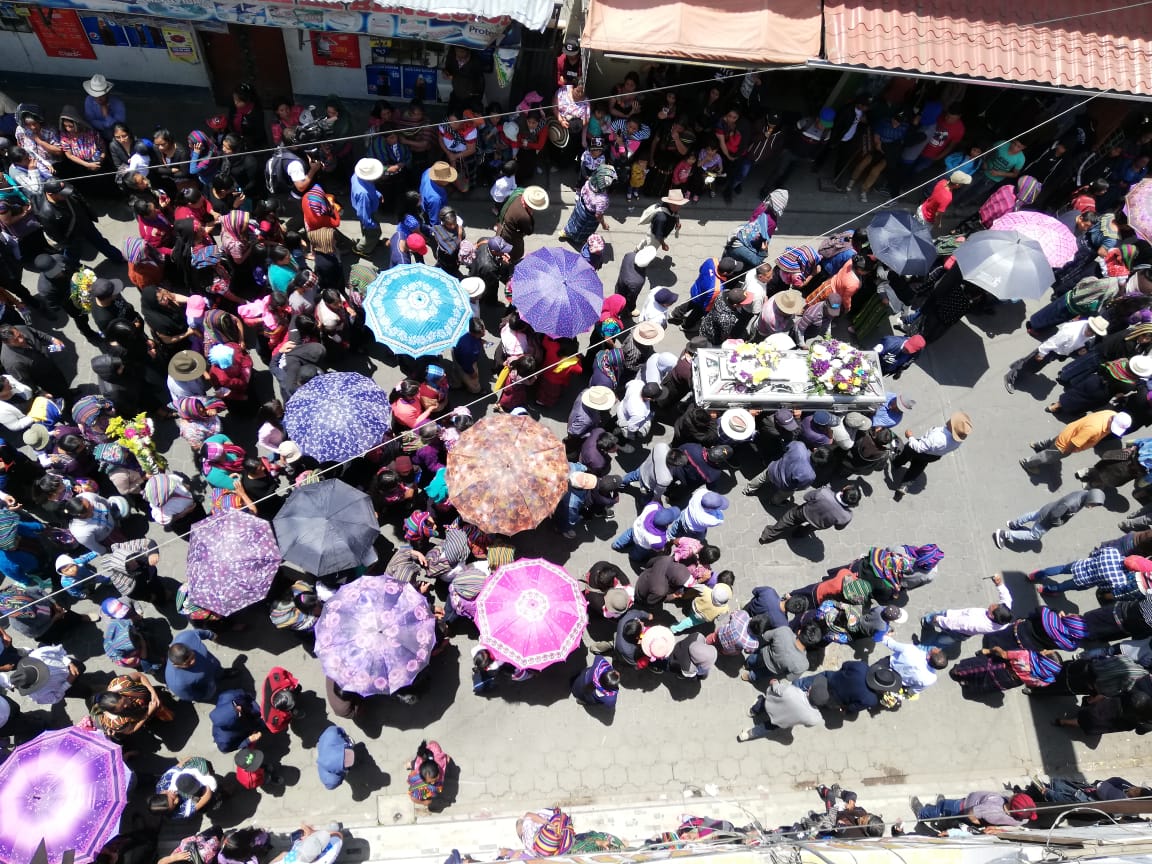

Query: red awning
<box><xmin>581</xmin><ymin>0</ymin><xmax>821</xmax><ymax>64</ymax></box>
<box><xmin>823</xmin><ymin>1</ymin><xmax>1152</xmax><ymax>97</ymax></box>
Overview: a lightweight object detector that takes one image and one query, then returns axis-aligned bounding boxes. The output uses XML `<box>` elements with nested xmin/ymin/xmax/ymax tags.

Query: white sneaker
<box><xmin>845</xmin><ymin>181</ymin><xmax>854</xmax><ymax>191</ymax></box>
<box><xmin>858</xmin><ymin>190</ymin><xmax>868</xmax><ymax>203</ymax></box>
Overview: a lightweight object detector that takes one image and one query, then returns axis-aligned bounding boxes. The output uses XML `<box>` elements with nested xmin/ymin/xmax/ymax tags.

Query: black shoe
<box><xmin>909</xmin><ymin>796</ymin><xmax>923</xmax><ymax>816</ymax></box>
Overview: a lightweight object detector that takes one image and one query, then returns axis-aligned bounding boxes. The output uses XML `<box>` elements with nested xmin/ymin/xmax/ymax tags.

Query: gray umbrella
<box><xmin>867</xmin><ymin>211</ymin><xmax>936</xmax><ymax>277</ymax></box>
<box><xmin>274</xmin><ymin>479</ymin><xmax>379</xmax><ymax>575</ymax></box>
<box><xmin>951</xmin><ymin>230</ymin><xmax>1055</xmax><ymax>300</ymax></box>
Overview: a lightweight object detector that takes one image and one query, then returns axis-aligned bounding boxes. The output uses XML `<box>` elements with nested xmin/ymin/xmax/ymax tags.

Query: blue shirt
<box><xmin>871</xmin><ymin>394</ymin><xmax>905</xmax><ymax>429</ymax></box>
<box><xmin>209</xmin><ymin>688</ymin><xmax>265</xmax><ymax>752</ymax></box>
<box><xmin>84</xmin><ymin>95</ymin><xmax>127</xmax><ymax>139</ymax></box>
<box><xmin>164</xmin><ymin>630</ymin><xmax>222</xmax><ymax>703</ymax></box>
<box><xmin>317</xmin><ymin>725</ymin><xmax>352</xmax><ymax>789</ymax></box>
<box><xmin>350</xmin><ymin>175</ymin><xmax>381</xmax><ymax>230</ymax></box>
<box><xmin>827</xmin><ymin>661</ymin><xmax>879</xmax><ymax>712</ymax></box>
<box><xmin>419</xmin><ymin>169</ymin><xmax>449</xmax><ymax>226</ymax></box>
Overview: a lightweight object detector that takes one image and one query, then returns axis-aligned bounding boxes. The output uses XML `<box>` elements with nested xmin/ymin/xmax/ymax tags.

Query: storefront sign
<box><xmin>26</xmin><ymin>7</ymin><xmax>97</xmax><ymax>58</ymax></box>
<box><xmin>161</xmin><ymin>20</ymin><xmax>198</xmax><ymax>60</ymax></box>
<box><xmin>311</xmin><ymin>30</ymin><xmax>360</xmax><ymax>66</ymax></box>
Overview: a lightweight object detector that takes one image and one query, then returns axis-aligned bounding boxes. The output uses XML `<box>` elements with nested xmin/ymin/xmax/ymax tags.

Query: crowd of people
<box><xmin>0</xmin><ymin>45</ymin><xmax>1151</xmax><ymax>862</ymax></box>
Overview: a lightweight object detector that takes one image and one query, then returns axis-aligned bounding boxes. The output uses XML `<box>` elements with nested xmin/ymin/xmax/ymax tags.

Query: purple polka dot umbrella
<box><xmin>0</xmin><ymin>728</ymin><xmax>130</xmax><ymax>864</ymax></box>
<box><xmin>314</xmin><ymin>575</ymin><xmax>437</xmax><ymax>696</ymax></box>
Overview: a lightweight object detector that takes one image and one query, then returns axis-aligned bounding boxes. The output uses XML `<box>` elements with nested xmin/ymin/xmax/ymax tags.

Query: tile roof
<box><xmin>823</xmin><ymin>1</ymin><xmax>1152</xmax><ymax>97</ymax></box>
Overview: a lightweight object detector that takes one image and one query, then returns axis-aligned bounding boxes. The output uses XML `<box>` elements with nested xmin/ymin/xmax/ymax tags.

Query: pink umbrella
<box><xmin>475</xmin><ymin>559</ymin><xmax>587</xmax><ymax>671</ymax></box>
<box><xmin>989</xmin><ymin>211</ymin><xmax>1078</xmax><ymax>268</ymax></box>
<box><xmin>1127</xmin><ymin>178</ymin><xmax>1152</xmax><ymax>243</ymax></box>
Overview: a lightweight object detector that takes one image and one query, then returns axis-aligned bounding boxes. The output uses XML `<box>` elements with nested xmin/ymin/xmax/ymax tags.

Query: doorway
<box><xmin>199</xmin><ymin>24</ymin><xmax>292</xmax><ymax>107</ymax></box>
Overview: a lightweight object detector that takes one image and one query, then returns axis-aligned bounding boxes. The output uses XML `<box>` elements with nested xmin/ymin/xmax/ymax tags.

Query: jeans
<box><xmin>1032</xmin><ymin>561</ymin><xmax>1078</xmax><ymax>592</ymax></box>
<box><xmin>1004</xmin><ymin>510</ymin><xmax>1049</xmax><ymax>543</ymax></box>
<box><xmin>1027</xmin><ymin>296</ymin><xmax>1073</xmax><ymax>332</ymax></box>
<box><xmin>920</xmin><ymin>612</ymin><xmax>964</xmax><ymax>647</ymax></box>
<box><xmin>725</xmin><ymin>157</ymin><xmax>754</xmax><ymax>193</ymax></box>
<box><xmin>610</xmin><ymin>526</ymin><xmax>656</xmax><ymax>565</ymax></box>
<box><xmin>892</xmin><ymin>446</ymin><xmax>942</xmax><ymax>485</ymax></box>
<box><xmin>916</xmin><ymin>797</ymin><xmax>965</xmax><ymax>821</ymax></box>
<box><xmin>63</xmin><ymin>220</ymin><xmax>125</xmax><ymax>268</ymax></box>
<box><xmin>726</xmin><ymin>242</ymin><xmax>765</xmax><ymax>272</ymax></box>
<box><xmin>744</xmin><ymin>652</ymin><xmax>771</xmax><ymax>682</ymax></box>
<box><xmin>666</xmin><ymin>513</ymin><xmax>703</xmax><ymax>542</ymax></box>
<box><xmin>759</xmin><ymin>504</ymin><xmax>809</xmax><ymax>543</ymax></box>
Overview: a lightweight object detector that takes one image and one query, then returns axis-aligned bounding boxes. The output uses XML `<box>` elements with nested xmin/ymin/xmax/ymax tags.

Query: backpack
<box><xmin>265</xmin><ymin>147</ymin><xmax>301</xmax><ymax>196</ymax></box>
<box><xmin>636</xmin><ymin>203</ymin><xmax>666</xmax><ymax>227</ymax></box>
<box><xmin>817</xmin><ymin>232</ymin><xmax>854</xmax><ymax>262</ymax></box>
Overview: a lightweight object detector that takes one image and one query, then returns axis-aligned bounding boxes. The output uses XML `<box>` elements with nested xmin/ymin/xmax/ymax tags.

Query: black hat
<box><xmin>235</xmin><ymin>748</ymin><xmax>264</xmax><ymax>771</ymax></box>
<box><xmin>764</xmin><ymin>113</ymin><xmax>781</xmax><ymax>127</ymax></box>
<box><xmin>9</xmin><ymin>657</ymin><xmax>50</xmax><ymax>695</ymax></box>
<box><xmin>706</xmin><ymin>444</ymin><xmax>734</xmax><ymax>466</ymax></box>
<box><xmin>91</xmin><ymin>278</ymin><xmax>123</xmax><ymax>300</ymax></box>
<box><xmin>43</xmin><ymin>179</ymin><xmax>72</xmax><ymax>197</ymax></box>
<box><xmin>563</xmin><ymin>40</ymin><xmax>580</xmax><ymax>56</ymax></box>
<box><xmin>32</xmin><ymin>254</ymin><xmax>65</xmax><ymax>279</ymax></box>
<box><xmin>717</xmin><ymin>257</ymin><xmax>739</xmax><ymax>276</ymax></box>
<box><xmin>866</xmin><ymin>660</ymin><xmax>902</xmax><ymax>692</ymax></box>
<box><xmin>174</xmin><ymin>774</ymin><xmax>205</xmax><ymax>797</ymax></box>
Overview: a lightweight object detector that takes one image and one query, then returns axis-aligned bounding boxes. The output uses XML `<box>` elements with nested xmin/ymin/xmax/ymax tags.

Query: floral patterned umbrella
<box><xmin>1126</xmin><ymin>178</ymin><xmax>1152</xmax><ymax>243</ymax></box>
<box><xmin>0</xmin><ymin>728</ymin><xmax>130</xmax><ymax>864</ymax></box>
<box><xmin>185</xmin><ymin>510</ymin><xmax>281</xmax><ymax>616</ymax></box>
<box><xmin>313</xmin><ymin>575</ymin><xmax>436</xmax><ymax>696</ymax></box>
<box><xmin>476</xmin><ymin>559</ymin><xmax>587</xmax><ymax>671</ymax></box>
<box><xmin>362</xmin><ymin>263</ymin><xmax>472</xmax><ymax>357</ymax></box>
<box><xmin>446</xmin><ymin>414</ymin><xmax>568</xmax><ymax>535</ymax></box>
<box><xmin>989</xmin><ymin>211</ymin><xmax>1078</xmax><ymax>268</ymax></box>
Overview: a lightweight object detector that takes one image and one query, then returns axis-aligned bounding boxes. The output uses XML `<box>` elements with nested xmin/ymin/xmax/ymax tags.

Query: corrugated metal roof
<box><xmin>823</xmin><ymin>1</ymin><xmax>1152</xmax><ymax>97</ymax></box>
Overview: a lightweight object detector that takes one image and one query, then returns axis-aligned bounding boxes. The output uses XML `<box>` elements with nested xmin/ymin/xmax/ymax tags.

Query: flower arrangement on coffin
<box><xmin>105</xmin><ymin>412</ymin><xmax>168</xmax><ymax>475</ymax></box>
<box><xmin>728</xmin><ymin>341</ymin><xmax>785</xmax><ymax>388</ymax></box>
<box><xmin>808</xmin><ymin>338</ymin><xmax>873</xmax><ymax>395</ymax></box>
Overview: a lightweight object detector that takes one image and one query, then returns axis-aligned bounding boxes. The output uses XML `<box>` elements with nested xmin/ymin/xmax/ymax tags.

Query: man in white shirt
<box><xmin>0</xmin><ymin>375</ymin><xmax>35</xmax><ymax>435</ymax></box>
<box><xmin>891</xmin><ymin>411</ymin><xmax>971</xmax><ymax>501</ymax></box>
<box><xmin>921</xmin><ymin>573</ymin><xmax>1014</xmax><ymax>647</ymax></box>
<box><xmin>616</xmin><ymin>380</ymin><xmax>660</xmax><ymax>440</ymax></box>
<box><xmin>882</xmin><ymin>635</ymin><xmax>947</xmax><ymax>694</ymax></box>
<box><xmin>1005</xmin><ymin>315</ymin><xmax>1107</xmax><ymax>393</ymax></box>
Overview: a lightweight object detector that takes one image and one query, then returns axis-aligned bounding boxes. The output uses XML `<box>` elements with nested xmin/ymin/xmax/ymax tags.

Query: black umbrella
<box><xmin>867</xmin><ymin>211</ymin><xmax>936</xmax><ymax>277</ymax></box>
<box><xmin>274</xmin><ymin>479</ymin><xmax>379</xmax><ymax>575</ymax></box>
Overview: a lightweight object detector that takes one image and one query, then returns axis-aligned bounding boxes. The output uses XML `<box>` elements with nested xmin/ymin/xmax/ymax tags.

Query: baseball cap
<box><xmin>406</xmin><ymin>233</ymin><xmax>427</xmax><ymax>255</ymax></box>
<box><xmin>818</xmin><ymin>107</ymin><xmax>836</xmax><ymax>128</ymax></box>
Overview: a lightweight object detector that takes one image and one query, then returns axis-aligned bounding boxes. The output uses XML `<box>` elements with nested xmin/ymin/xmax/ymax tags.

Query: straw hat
<box><xmin>1131</xmin><ymin>355</ymin><xmax>1152</xmax><ymax>379</ymax></box>
<box><xmin>522</xmin><ymin>186</ymin><xmax>550</xmax><ymax>211</ymax></box>
<box><xmin>720</xmin><ymin>408</ymin><xmax>755</xmax><ymax>441</ymax></box>
<box><xmin>947</xmin><ymin>411</ymin><xmax>973</xmax><ymax>440</ymax></box>
<box><xmin>640</xmin><ymin>625</ymin><xmax>675</xmax><ymax>659</ymax></box>
<box><xmin>354</xmin><ymin>158</ymin><xmax>384</xmax><ymax>182</ymax></box>
<box><xmin>661</xmin><ymin>189</ymin><xmax>689</xmax><ymax>206</ymax></box>
<box><xmin>429</xmin><ymin>161</ymin><xmax>458</xmax><ymax>184</ymax></box>
<box><xmin>634</xmin><ymin>245</ymin><xmax>658</xmax><ymax>268</ymax></box>
<box><xmin>570</xmin><ymin>471</ymin><xmax>597</xmax><ymax>490</ymax></box>
<box><xmin>1087</xmin><ymin>316</ymin><xmax>1109</xmax><ymax>337</ymax></box>
<box><xmin>631</xmin><ymin>322</ymin><xmax>665</xmax><ymax>346</ymax></box>
<box><xmin>461</xmin><ymin>276</ymin><xmax>486</xmax><ymax>299</ymax></box>
<box><xmin>581</xmin><ymin>386</ymin><xmax>616</xmax><ymax>411</ymax></box>
<box><xmin>774</xmin><ymin>289</ymin><xmax>805</xmax><ymax>315</ymax></box>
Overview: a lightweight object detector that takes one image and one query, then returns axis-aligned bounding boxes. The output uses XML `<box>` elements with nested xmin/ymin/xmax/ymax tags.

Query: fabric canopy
<box><xmin>581</xmin><ymin>0</ymin><xmax>821</xmax><ymax>64</ymax></box>
<box><xmin>376</xmin><ymin>0</ymin><xmax>551</xmax><ymax>30</ymax></box>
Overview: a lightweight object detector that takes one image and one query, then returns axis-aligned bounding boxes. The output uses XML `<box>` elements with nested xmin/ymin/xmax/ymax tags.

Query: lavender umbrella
<box><xmin>990</xmin><ymin>211</ymin><xmax>1078</xmax><ymax>268</ymax></box>
<box><xmin>186</xmin><ymin>510</ymin><xmax>281</xmax><ymax>616</ymax></box>
<box><xmin>284</xmin><ymin>371</ymin><xmax>393</xmax><ymax>463</ymax></box>
<box><xmin>510</xmin><ymin>247</ymin><xmax>605</xmax><ymax>338</ymax></box>
<box><xmin>0</xmin><ymin>728</ymin><xmax>130</xmax><ymax>864</ymax></box>
<box><xmin>314</xmin><ymin>575</ymin><xmax>437</xmax><ymax>696</ymax></box>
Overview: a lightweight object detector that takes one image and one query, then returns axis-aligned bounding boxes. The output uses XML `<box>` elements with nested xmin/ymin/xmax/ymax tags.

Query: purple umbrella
<box><xmin>510</xmin><ymin>247</ymin><xmax>604</xmax><ymax>338</ymax></box>
<box><xmin>990</xmin><ymin>211</ymin><xmax>1078</xmax><ymax>268</ymax></box>
<box><xmin>0</xmin><ymin>728</ymin><xmax>130</xmax><ymax>864</ymax></box>
<box><xmin>186</xmin><ymin>510</ymin><xmax>281</xmax><ymax>616</ymax></box>
<box><xmin>314</xmin><ymin>575</ymin><xmax>437</xmax><ymax>696</ymax></box>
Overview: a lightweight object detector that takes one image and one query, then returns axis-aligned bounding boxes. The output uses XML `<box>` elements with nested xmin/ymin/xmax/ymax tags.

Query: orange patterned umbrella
<box><xmin>446</xmin><ymin>414</ymin><xmax>568</xmax><ymax>535</ymax></box>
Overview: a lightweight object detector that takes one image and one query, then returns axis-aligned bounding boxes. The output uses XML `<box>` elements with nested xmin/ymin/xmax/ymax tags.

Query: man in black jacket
<box><xmin>37</xmin><ymin>180</ymin><xmax>124</xmax><ymax>267</ymax></box>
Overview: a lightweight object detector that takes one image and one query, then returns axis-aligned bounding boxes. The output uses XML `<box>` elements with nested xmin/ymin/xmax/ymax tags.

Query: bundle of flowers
<box><xmin>807</xmin><ymin>339</ymin><xmax>873</xmax><ymax>395</ymax></box>
<box><xmin>728</xmin><ymin>341</ymin><xmax>785</xmax><ymax>388</ymax></box>
<box><xmin>69</xmin><ymin>267</ymin><xmax>97</xmax><ymax>315</ymax></box>
<box><xmin>106</xmin><ymin>412</ymin><xmax>168</xmax><ymax>475</ymax></box>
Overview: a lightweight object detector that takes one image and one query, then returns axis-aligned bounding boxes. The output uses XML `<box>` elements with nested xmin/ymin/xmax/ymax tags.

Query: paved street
<box><xmin>5</xmin><ymin>86</ymin><xmax>1148</xmax><ymax>840</ymax></box>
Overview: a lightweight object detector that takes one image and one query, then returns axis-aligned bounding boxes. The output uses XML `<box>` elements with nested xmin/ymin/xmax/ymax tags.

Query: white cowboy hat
<box><xmin>662</xmin><ymin>189</ymin><xmax>689</xmax><ymax>206</ymax></box>
<box><xmin>354</xmin><ymin>158</ymin><xmax>384</xmax><ymax>182</ymax></box>
<box><xmin>461</xmin><ymin>276</ymin><xmax>486</xmax><ymax>299</ymax></box>
<box><xmin>720</xmin><ymin>408</ymin><xmax>755</xmax><ymax>441</ymax></box>
<box><xmin>522</xmin><ymin>186</ymin><xmax>550</xmax><ymax>211</ymax></box>
<box><xmin>82</xmin><ymin>74</ymin><xmax>114</xmax><ymax>97</ymax></box>
<box><xmin>581</xmin><ymin>386</ymin><xmax>616</xmax><ymax>411</ymax></box>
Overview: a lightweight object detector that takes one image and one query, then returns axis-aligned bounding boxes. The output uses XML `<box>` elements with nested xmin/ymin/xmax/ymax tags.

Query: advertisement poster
<box><xmin>79</xmin><ymin>13</ymin><xmax>129</xmax><ymax>45</ymax></box>
<box><xmin>311</xmin><ymin>31</ymin><xmax>360</xmax><ymax>67</ymax></box>
<box><xmin>0</xmin><ymin>3</ymin><xmax>32</xmax><ymax>32</ymax></box>
<box><xmin>121</xmin><ymin>15</ymin><xmax>167</xmax><ymax>47</ymax></box>
<box><xmin>161</xmin><ymin>21</ymin><xmax>199</xmax><ymax>61</ymax></box>
<box><xmin>27</xmin><ymin>8</ymin><xmax>96</xmax><ymax>58</ymax></box>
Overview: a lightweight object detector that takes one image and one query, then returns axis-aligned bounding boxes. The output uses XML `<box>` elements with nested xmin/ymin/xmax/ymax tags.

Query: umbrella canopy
<box><xmin>314</xmin><ymin>575</ymin><xmax>436</xmax><ymax>696</ymax></box>
<box><xmin>283</xmin><ymin>371</ymin><xmax>393</xmax><ymax>463</ymax></box>
<box><xmin>186</xmin><ymin>510</ymin><xmax>281</xmax><ymax>616</ymax></box>
<box><xmin>989</xmin><ymin>211</ymin><xmax>1078</xmax><ymax>268</ymax></box>
<box><xmin>362</xmin><ymin>263</ymin><xmax>471</xmax><ymax>356</ymax></box>
<box><xmin>446</xmin><ymin>414</ymin><xmax>568</xmax><ymax>535</ymax></box>
<box><xmin>867</xmin><ymin>211</ymin><xmax>936</xmax><ymax>277</ymax></box>
<box><xmin>476</xmin><ymin>559</ymin><xmax>587</xmax><ymax>670</ymax></box>
<box><xmin>952</xmin><ymin>230</ymin><xmax>1055</xmax><ymax>300</ymax></box>
<box><xmin>0</xmin><ymin>728</ymin><xmax>130</xmax><ymax>864</ymax></box>
<box><xmin>510</xmin><ymin>247</ymin><xmax>605</xmax><ymax>337</ymax></box>
<box><xmin>274</xmin><ymin>479</ymin><xmax>379</xmax><ymax>575</ymax></box>
<box><xmin>1127</xmin><ymin>178</ymin><xmax>1152</xmax><ymax>243</ymax></box>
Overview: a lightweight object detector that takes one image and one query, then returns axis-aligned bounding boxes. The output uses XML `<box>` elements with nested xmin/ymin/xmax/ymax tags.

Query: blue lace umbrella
<box><xmin>283</xmin><ymin>371</ymin><xmax>393</xmax><ymax>463</ymax></box>
<box><xmin>362</xmin><ymin>263</ymin><xmax>471</xmax><ymax>356</ymax></box>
